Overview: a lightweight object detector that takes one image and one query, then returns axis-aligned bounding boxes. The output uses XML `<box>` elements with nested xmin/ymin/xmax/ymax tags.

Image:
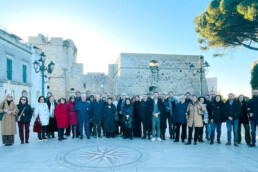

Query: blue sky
<box><xmin>0</xmin><ymin>0</ymin><xmax>257</xmax><ymax>97</ymax></box>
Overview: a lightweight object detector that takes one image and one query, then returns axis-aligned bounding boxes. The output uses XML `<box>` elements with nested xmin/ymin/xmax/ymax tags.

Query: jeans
<box><xmin>250</xmin><ymin>119</ymin><xmax>258</xmax><ymax>145</ymax></box>
<box><xmin>205</xmin><ymin>122</ymin><xmax>211</xmax><ymax>139</ymax></box>
<box><xmin>18</xmin><ymin>122</ymin><xmax>30</xmax><ymax>142</ymax></box>
<box><xmin>210</xmin><ymin>122</ymin><xmax>222</xmax><ymax>140</ymax></box>
<box><xmin>93</xmin><ymin>120</ymin><xmax>102</xmax><ymax>137</ymax></box>
<box><xmin>79</xmin><ymin>120</ymin><xmax>90</xmax><ymax>137</ymax></box>
<box><xmin>175</xmin><ymin>123</ymin><xmax>187</xmax><ymax>141</ymax></box>
<box><xmin>238</xmin><ymin>123</ymin><xmax>251</xmax><ymax>144</ymax></box>
<box><xmin>188</xmin><ymin>127</ymin><xmax>200</xmax><ymax>143</ymax></box>
<box><xmin>226</xmin><ymin>119</ymin><xmax>239</xmax><ymax>143</ymax></box>
<box><xmin>152</xmin><ymin>116</ymin><xmax>161</xmax><ymax>138</ymax></box>
<box><xmin>58</xmin><ymin>128</ymin><xmax>64</xmax><ymax>139</ymax></box>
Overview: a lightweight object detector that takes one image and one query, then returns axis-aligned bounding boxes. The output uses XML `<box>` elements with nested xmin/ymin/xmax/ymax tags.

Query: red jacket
<box><xmin>55</xmin><ymin>103</ymin><xmax>69</xmax><ymax>128</ymax></box>
<box><xmin>66</xmin><ymin>102</ymin><xmax>78</xmax><ymax>125</ymax></box>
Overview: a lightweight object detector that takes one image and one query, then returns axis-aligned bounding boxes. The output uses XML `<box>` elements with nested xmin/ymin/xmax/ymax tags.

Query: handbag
<box><xmin>33</xmin><ymin>115</ymin><xmax>42</xmax><ymax>133</ymax></box>
<box><xmin>16</xmin><ymin>105</ymin><xmax>26</xmax><ymax>122</ymax></box>
<box><xmin>0</xmin><ymin>103</ymin><xmax>5</xmax><ymax>121</ymax></box>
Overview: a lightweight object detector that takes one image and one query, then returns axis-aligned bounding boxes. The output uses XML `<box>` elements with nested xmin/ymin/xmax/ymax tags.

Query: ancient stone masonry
<box><xmin>28</xmin><ymin>34</ymin><xmax>208</xmax><ymax>98</ymax></box>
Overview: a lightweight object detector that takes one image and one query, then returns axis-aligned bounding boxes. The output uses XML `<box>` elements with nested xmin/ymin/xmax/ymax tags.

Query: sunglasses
<box><xmin>21</xmin><ymin>99</ymin><xmax>26</xmax><ymax>101</ymax></box>
<box><xmin>7</xmin><ymin>96</ymin><xmax>13</xmax><ymax>98</ymax></box>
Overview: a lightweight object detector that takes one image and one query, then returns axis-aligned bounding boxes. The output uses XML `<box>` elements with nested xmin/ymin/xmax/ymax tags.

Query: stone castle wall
<box><xmin>113</xmin><ymin>53</ymin><xmax>209</xmax><ymax>96</ymax></box>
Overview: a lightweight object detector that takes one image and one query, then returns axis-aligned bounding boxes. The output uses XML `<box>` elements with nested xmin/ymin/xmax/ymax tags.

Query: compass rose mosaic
<box><xmin>56</xmin><ymin>146</ymin><xmax>147</xmax><ymax>170</ymax></box>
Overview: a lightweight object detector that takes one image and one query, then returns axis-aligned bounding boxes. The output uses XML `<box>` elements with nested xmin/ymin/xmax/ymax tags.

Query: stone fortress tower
<box><xmin>112</xmin><ymin>53</ymin><xmax>209</xmax><ymax>96</ymax></box>
<box><xmin>28</xmin><ymin>34</ymin><xmax>208</xmax><ymax>99</ymax></box>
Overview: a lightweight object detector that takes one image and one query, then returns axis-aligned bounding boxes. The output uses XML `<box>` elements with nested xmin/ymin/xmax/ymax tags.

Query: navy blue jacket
<box><xmin>73</xmin><ymin>101</ymin><xmax>92</xmax><ymax>122</ymax></box>
<box><xmin>174</xmin><ymin>102</ymin><xmax>188</xmax><ymax>123</ymax></box>
<box><xmin>91</xmin><ymin>100</ymin><xmax>104</xmax><ymax>120</ymax></box>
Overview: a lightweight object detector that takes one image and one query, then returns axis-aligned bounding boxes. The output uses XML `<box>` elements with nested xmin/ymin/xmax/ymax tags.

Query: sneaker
<box><xmin>226</xmin><ymin>142</ymin><xmax>231</xmax><ymax>146</ymax></box>
<box><xmin>25</xmin><ymin>141</ymin><xmax>29</xmax><ymax>144</ymax></box>
<box><xmin>80</xmin><ymin>136</ymin><xmax>83</xmax><ymax>139</ymax></box>
<box><xmin>185</xmin><ymin>142</ymin><xmax>191</xmax><ymax>145</ymax></box>
<box><xmin>151</xmin><ymin>138</ymin><xmax>156</xmax><ymax>142</ymax></box>
<box><xmin>38</xmin><ymin>138</ymin><xmax>43</xmax><ymax>142</ymax></box>
<box><xmin>21</xmin><ymin>141</ymin><xmax>24</xmax><ymax>144</ymax></box>
<box><xmin>210</xmin><ymin>140</ymin><xmax>214</xmax><ymax>145</ymax></box>
<box><xmin>62</xmin><ymin>138</ymin><xmax>67</xmax><ymax>140</ymax></box>
<box><xmin>157</xmin><ymin>138</ymin><xmax>162</xmax><ymax>142</ymax></box>
<box><xmin>194</xmin><ymin>142</ymin><xmax>197</xmax><ymax>145</ymax></box>
<box><xmin>174</xmin><ymin>140</ymin><xmax>179</xmax><ymax>142</ymax></box>
<box><xmin>217</xmin><ymin>139</ymin><xmax>221</xmax><ymax>144</ymax></box>
<box><xmin>87</xmin><ymin>136</ymin><xmax>90</xmax><ymax>139</ymax></box>
<box><xmin>142</xmin><ymin>136</ymin><xmax>146</xmax><ymax>139</ymax></box>
<box><xmin>234</xmin><ymin>143</ymin><xmax>238</xmax><ymax>147</ymax></box>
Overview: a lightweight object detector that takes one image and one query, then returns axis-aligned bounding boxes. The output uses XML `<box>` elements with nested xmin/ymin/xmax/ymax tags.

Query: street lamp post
<box><xmin>189</xmin><ymin>56</ymin><xmax>210</xmax><ymax>96</ymax></box>
<box><xmin>33</xmin><ymin>52</ymin><xmax>55</xmax><ymax>97</ymax></box>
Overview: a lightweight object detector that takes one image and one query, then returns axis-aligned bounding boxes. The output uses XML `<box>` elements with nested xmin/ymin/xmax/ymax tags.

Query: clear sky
<box><xmin>0</xmin><ymin>0</ymin><xmax>257</xmax><ymax>97</ymax></box>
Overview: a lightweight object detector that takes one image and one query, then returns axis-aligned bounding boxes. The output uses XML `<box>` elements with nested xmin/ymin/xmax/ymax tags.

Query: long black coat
<box><xmin>103</xmin><ymin>103</ymin><xmax>117</xmax><ymax>133</ymax></box>
<box><xmin>133</xmin><ymin>101</ymin><xmax>142</xmax><ymax>137</ymax></box>
<box><xmin>239</xmin><ymin>101</ymin><xmax>249</xmax><ymax>124</ymax></box>
<box><xmin>46</xmin><ymin>101</ymin><xmax>58</xmax><ymax>132</ymax></box>
<box><xmin>139</xmin><ymin>100</ymin><xmax>152</xmax><ymax>130</ymax></box>
<box><xmin>160</xmin><ymin>100</ymin><xmax>168</xmax><ymax>129</ymax></box>
<box><xmin>17</xmin><ymin>103</ymin><xmax>33</xmax><ymax>123</ymax></box>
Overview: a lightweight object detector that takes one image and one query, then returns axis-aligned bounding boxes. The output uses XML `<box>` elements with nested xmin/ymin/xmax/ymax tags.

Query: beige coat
<box><xmin>186</xmin><ymin>101</ymin><xmax>206</xmax><ymax>127</ymax></box>
<box><xmin>0</xmin><ymin>98</ymin><xmax>19</xmax><ymax>135</ymax></box>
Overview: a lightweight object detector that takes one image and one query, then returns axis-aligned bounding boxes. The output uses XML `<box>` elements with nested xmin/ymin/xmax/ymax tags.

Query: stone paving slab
<box><xmin>0</xmin><ymin>124</ymin><xmax>258</xmax><ymax>172</ymax></box>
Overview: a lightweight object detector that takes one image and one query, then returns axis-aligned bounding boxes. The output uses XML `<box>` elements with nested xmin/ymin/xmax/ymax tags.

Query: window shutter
<box><xmin>7</xmin><ymin>59</ymin><xmax>12</xmax><ymax>80</ymax></box>
<box><xmin>23</xmin><ymin>65</ymin><xmax>27</xmax><ymax>83</ymax></box>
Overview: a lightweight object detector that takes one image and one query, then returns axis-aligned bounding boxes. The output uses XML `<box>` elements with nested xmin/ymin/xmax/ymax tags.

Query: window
<box><xmin>7</xmin><ymin>58</ymin><xmax>12</xmax><ymax>80</ymax></box>
<box><xmin>22</xmin><ymin>90</ymin><xmax>27</xmax><ymax>97</ymax></box>
<box><xmin>149</xmin><ymin>60</ymin><xmax>158</xmax><ymax>67</ymax></box>
<box><xmin>22</xmin><ymin>64</ymin><xmax>27</xmax><ymax>83</ymax></box>
<box><xmin>149</xmin><ymin>86</ymin><xmax>158</xmax><ymax>92</ymax></box>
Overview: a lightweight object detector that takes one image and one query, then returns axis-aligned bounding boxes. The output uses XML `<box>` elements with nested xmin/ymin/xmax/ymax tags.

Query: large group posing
<box><xmin>0</xmin><ymin>89</ymin><xmax>258</xmax><ymax>148</ymax></box>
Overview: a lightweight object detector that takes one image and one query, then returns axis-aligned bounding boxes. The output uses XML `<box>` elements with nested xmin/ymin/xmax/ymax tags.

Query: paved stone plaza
<box><xmin>0</xmin><ymin>124</ymin><xmax>258</xmax><ymax>172</ymax></box>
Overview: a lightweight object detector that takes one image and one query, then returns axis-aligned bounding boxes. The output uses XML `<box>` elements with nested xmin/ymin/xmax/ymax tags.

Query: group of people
<box><xmin>0</xmin><ymin>89</ymin><xmax>258</xmax><ymax>148</ymax></box>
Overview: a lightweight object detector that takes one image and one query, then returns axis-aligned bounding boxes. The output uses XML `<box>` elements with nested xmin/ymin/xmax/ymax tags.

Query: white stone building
<box><xmin>0</xmin><ymin>28</ymin><xmax>43</xmax><ymax>106</ymax></box>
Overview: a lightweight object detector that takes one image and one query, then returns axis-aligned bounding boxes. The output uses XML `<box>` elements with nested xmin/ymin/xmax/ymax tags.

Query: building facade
<box><xmin>0</xmin><ymin>28</ymin><xmax>44</xmax><ymax>106</ymax></box>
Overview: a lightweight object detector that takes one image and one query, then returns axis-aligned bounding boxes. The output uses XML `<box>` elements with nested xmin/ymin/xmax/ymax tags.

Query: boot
<box><xmin>217</xmin><ymin>139</ymin><xmax>221</xmax><ymax>144</ymax></box>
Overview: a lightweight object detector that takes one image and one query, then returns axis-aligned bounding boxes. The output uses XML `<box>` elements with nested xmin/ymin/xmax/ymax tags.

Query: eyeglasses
<box><xmin>21</xmin><ymin>99</ymin><xmax>26</xmax><ymax>101</ymax></box>
<box><xmin>7</xmin><ymin>96</ymin><xmax>13</xmax><ymax>98</ymax></box>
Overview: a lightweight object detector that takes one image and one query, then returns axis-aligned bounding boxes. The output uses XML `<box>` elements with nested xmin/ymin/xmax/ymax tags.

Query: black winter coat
<box><xmin>248</xmin><ymin>96</ymin><xmax>258</xmax><ymax>120</ymax></box>
<box><xmin>224</xmin><ymin>100</ymin><xmax>241</xmax><ymax>120</ymax></box>
<box><xmin>17</xmin><ymin>104</ymin><xmax>33</xmax><ymax>123</ymax></box>
<box><xmin>103</xmin><ymin>103</ymin><xmax>117</xmax><ymax>133</ymax></box>
<box><xmin>139</xmin><ymin>100</ymin><xmax>152</xmax><ymax>129</ymax></box>
<box><xmin>239</xmin><ymin>101</ymin><xmax>249</xmax><ymax>124</ymax></box>
<box><xmin>210</xmin><ymin>101</ymin><xmax>224</xmax><ymax>123</ymax></box>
